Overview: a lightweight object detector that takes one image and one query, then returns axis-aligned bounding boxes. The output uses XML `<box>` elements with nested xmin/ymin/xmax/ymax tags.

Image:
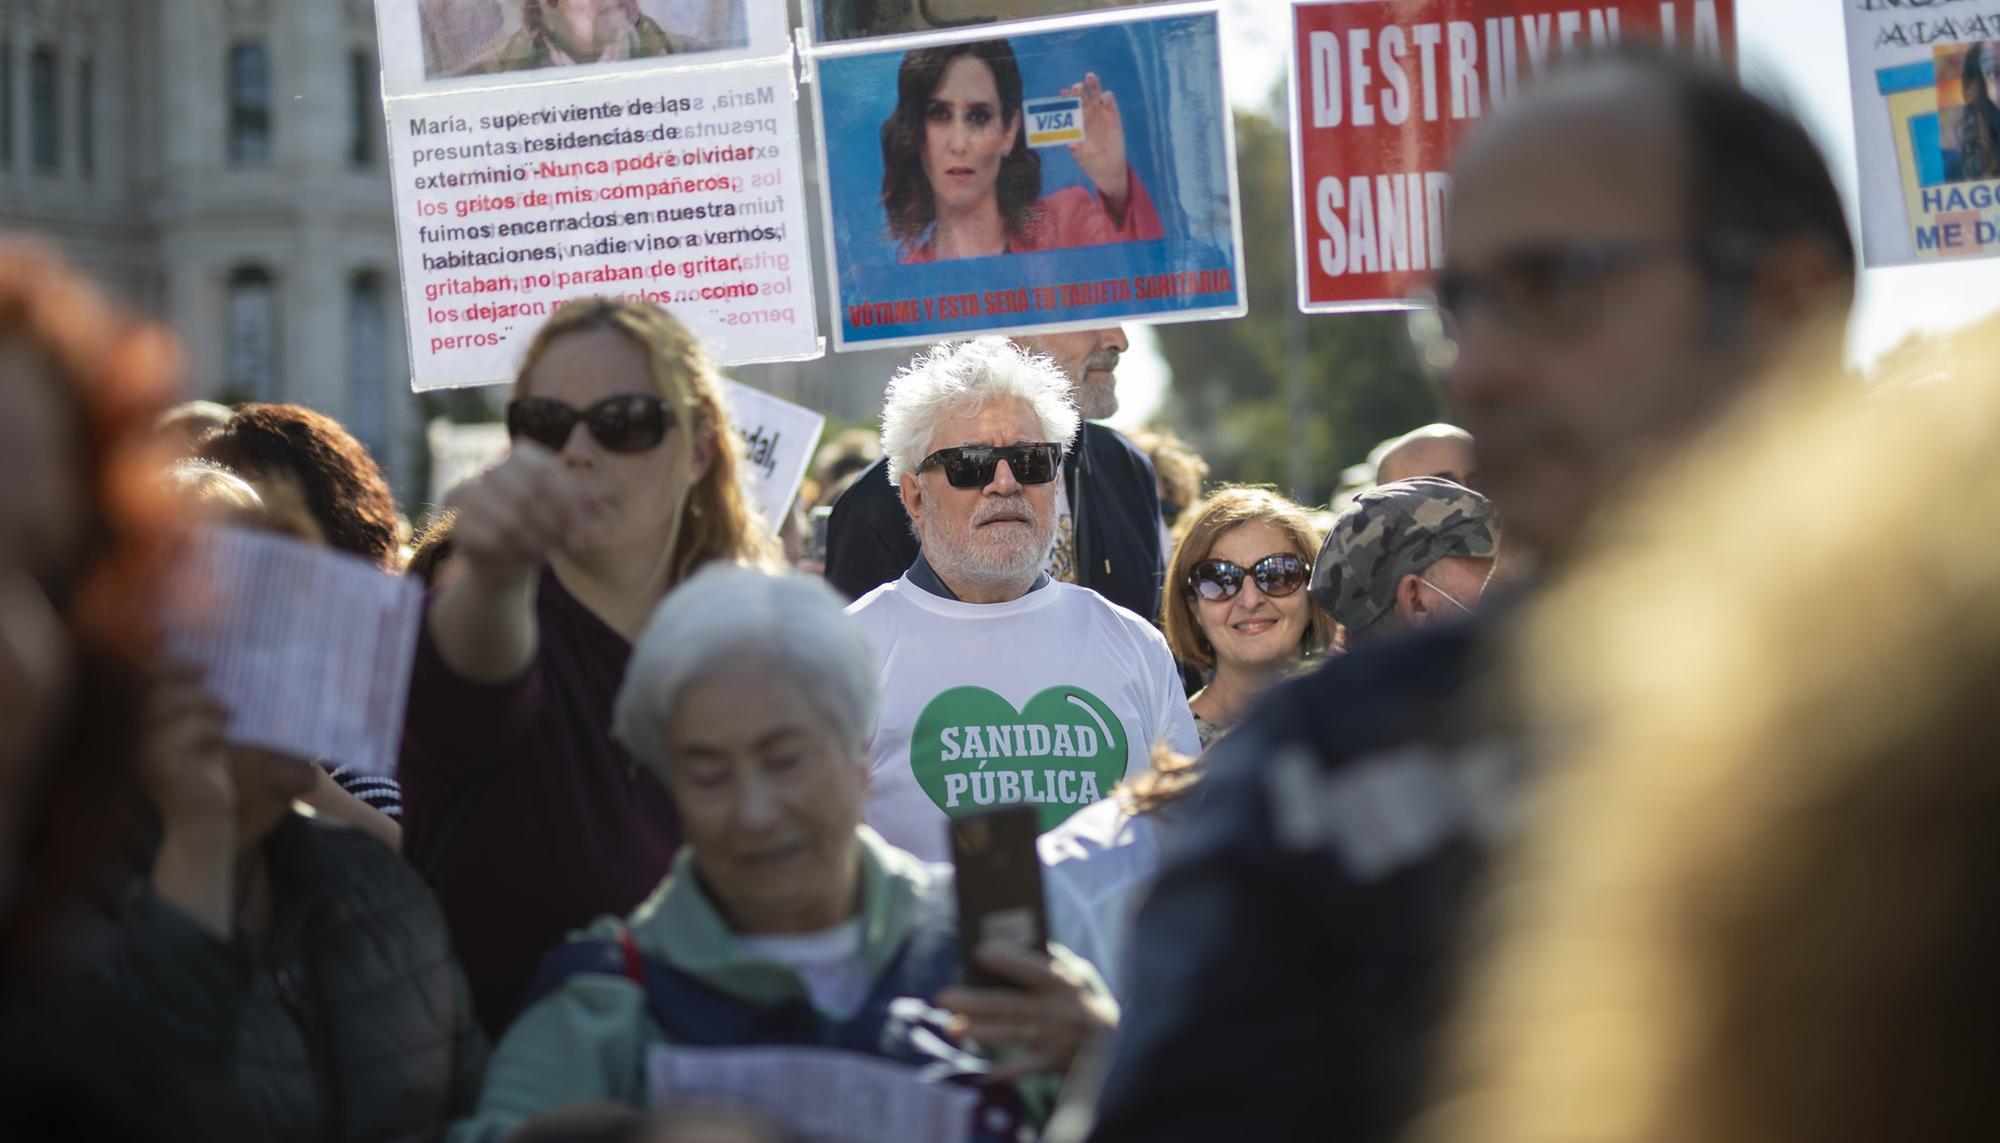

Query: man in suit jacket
<box><xmin>825</xmin><ymin>328</ymin><xmax>1166</xmax><ymax>624</ymax></box>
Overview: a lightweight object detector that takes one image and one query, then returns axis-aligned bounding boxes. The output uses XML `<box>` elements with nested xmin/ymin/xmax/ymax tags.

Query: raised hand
<box><xmin>444</xmin><ymin>441</ymin><xmax>598</xmax><ymax>587</ymax></box>
<box><xmin>1064</xmin><ymin>72</ymin><xmax>1130</xmax><ymax>212</ymax></box>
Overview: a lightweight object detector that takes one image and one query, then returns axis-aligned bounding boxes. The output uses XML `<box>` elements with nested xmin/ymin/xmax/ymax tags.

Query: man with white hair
<box><xmin>823</xmin><ymin>328</ymin><xmax>1165</xmax><ymax>623</ymax></box>
<box><xmin>847</xmin><ymin>339</ymin><xmax>1199</xmax><ymax>863</ymax></box>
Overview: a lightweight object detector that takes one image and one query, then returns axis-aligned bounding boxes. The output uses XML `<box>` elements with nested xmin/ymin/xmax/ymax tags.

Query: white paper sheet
<box><xmin>646</xmin><ymin>1043</ymin><xmax>978</xmax><ymax>1143</ymax></box>
<box><xmin>165</xmin><ymin>527</ymin><xmax>423</xmax><ymax>777</ymax></box>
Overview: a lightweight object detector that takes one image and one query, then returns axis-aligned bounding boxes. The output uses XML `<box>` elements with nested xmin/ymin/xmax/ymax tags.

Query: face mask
<box><xmin>1415</xmin><ymin>574</ymin><xmax>1474</xmax><ymax>616</ymax></box>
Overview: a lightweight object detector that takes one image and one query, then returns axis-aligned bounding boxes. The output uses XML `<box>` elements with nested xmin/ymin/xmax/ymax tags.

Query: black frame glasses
<box><xmin>916</xmin><ymin>442</ymin><xmax>1063</xmax><ymax>489</ymax></box>
<box><xmin>1188</xmin><ymin>553</ymin><xmax>1310</xmax><ymax>602</ymax></box>
<box><xmin>506</xmin><ymin>394</ymin><xmax>675</xmax><ymax>454</ymax></box>
<box><xmin>1411</xmin><ymin>234</ymin><xmax>1763</xmax><ymax>367</ymax></box>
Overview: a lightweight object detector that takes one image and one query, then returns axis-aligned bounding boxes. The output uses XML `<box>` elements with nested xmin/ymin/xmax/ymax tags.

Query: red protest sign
<box><xmin>1289</xmin><ymin>0</ymin><xmax>1735</xmax><ymax>311</ymax></box>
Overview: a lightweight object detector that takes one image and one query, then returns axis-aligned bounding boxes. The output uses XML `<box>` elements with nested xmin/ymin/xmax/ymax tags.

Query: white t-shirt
<box><xmin>736</xmin><ymin>918</ymin><xmax>870</xmax><ymax>1020</ymax></box>
<box><xmin>1037</xmin><ymin>795</ymin><xmax>1163</xmax><ymax>1003</ymax></box>
<box><xmin>847</xmin><ymin>575</ymin><xmax>1200</xmax><ymax>863</ymax></box>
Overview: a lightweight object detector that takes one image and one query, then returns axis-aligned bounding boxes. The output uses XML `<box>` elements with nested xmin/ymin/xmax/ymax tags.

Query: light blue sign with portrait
<box><xmin>812</xmin><ymin>10</ymin><xmax>1244</xmax><ymax>348</ymax></box>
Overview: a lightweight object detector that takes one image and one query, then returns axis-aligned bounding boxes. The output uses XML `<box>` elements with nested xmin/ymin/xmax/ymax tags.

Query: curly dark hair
<box><xmin>880</xmin><ymin>40</ymin><xmax>1042</xmax><ymax>254</ymax></box>
<box><xmin>0</xmin><ymin>239</ymin><xmax>184</xmax><ymax>961</ymax></box>
<box><xmin>194</xmin><ymin>402</ymin><xmax>401</xmax><ymax>569</ymax></box>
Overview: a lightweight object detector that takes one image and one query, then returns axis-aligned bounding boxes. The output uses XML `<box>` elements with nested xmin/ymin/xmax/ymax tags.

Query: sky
<box><xmin>1107</xmin><ymin>0</ymin><xmax>2000</xmax><ymax>430</ymax></box>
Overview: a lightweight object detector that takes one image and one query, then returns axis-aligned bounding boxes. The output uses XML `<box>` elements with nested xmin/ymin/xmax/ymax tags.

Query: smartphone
<box><xmin>949</xmin><ymin>804</ymin><xmax>1050</xmax><ymax>989</ymax></box>
<box><xmin>807</xmin><ymin>505</ymin><xmax>832</xmax><ymax>566</ymax></box>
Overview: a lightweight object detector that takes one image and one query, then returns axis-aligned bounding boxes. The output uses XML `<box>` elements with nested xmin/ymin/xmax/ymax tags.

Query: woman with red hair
<box><xmin>0</xmin><ymin>240</ymin><xmax>222</xmax><ymax>1137</ymax></box>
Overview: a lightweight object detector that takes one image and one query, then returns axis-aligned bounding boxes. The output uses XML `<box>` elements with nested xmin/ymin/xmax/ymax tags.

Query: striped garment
<box><xmin>325</xmin><ymin>763</ymin><xmax>404</xmax><ymax>820</ymax></box>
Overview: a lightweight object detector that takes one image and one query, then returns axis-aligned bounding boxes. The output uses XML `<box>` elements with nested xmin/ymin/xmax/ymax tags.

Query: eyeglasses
<box><xmin>1187</xmin><ymin>553</ymin><xmax>1310</xmax><ymax>602</ymax></box>
<box><xmin>916</xmin><ymin>443</ymin><xmax>1062</xmax><ymax>489</ymax></box>
<box><xmin>506</xmin><ymin>394</ymin><xmax>675</xmax><ymax>454</ymax></box>
<box><xmin>1408</xmin><ymin>236</ymin><xmax>1760</xmax><ymax>369</ymax></box>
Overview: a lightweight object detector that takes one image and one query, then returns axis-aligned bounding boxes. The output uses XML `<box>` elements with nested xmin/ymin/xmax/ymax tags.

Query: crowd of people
<box><xmin>3</xmin><ymin>47</ymin><xmax>1997</xmax><ymax>1143</ymax></box>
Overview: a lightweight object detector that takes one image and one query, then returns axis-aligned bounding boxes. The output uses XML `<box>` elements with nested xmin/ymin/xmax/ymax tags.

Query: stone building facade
<box><xmin>1</xmin><ymin>0</ymin><xmax>416</xmax><ymax>494</ymax></box>
<box><xmin>0</xmin><ymin>0</ymin><xmax>916</xmax><ymax>504</ymax></box>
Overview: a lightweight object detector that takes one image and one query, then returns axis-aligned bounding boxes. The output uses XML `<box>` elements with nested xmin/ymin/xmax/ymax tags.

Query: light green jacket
<box><xmin>448</xmin><ymin>826</ymin><xmax>1092</xmax><ymax>1142</ymax></box>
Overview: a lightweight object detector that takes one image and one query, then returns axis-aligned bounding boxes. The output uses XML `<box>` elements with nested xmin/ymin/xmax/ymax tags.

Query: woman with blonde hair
<box><xmin>401</xmin><ymin>297</ymin><xmax>772</xmax><ymax>1036</ymax></box>
<box><xmin>1039</xmin><ymin>487</ymin><xmax>1335</xmax><ymax>999</ymax></box>
<box><xmin>1161</xmin><ymin>485</ymin><xmax>1338</xmax><ymax>747</ymax></box>
<box><xmin>1417</xmin><ymin>320</ymin><xmax>2000</xmax><ymax>1143</ymax></box>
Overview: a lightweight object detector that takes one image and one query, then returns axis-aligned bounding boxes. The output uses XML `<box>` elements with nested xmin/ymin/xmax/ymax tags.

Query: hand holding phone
<box><xmin>938</xmin><ymin>805</ymin><xmax>1116</xmax><ymax>1082</ymax></box>
<box><xmin>949</xmin><ymin>805</ymin><xmax>1049</xmax><ymax>987</ymax></box>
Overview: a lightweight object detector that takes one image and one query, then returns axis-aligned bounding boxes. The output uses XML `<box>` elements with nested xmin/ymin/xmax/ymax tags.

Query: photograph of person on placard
<box><xmin>1939</xmin><ymin>41</ymin><xmax>2000</xmax><ymax>182</ymax></box>
<box><xmin>420</xmin><ymin>0</ymin><xmax>748</xmax><ymax>79</ymax></box>
<box><xmin>816</xmin><ymin>0</ymin><xmax>1168</xmax><ymax>44</ymax></box>
<box><xmin>881</xmin><ymin>40</ymin><xmax>1165</xmax><ymax>263</ymax></box>
<box><xmin>817</xmin><ymin>10</ymin><xmax>1238</xmax><ymax>345</ymax></box>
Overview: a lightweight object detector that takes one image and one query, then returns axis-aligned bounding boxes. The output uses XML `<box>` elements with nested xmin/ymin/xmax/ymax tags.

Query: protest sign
<box><xmin>718</xmin><ymin>379</ymin><xmax>825</xmax><ymax>530</ymax></box>
<box><xmin>166</xmin><ymin>528</ymin><xmax>423</xmax><ymax>777</ymax></box>
<box><xmin>1290</xmin><ymin>0</ymin><xmax>1735</xmax><ymax>311</ymax></box>
<box><xmin>374</xmin><ymin>0</ymin><xmax>823</xmax><ymax>391</ymax></box>
<box><xmin>376</xmin><ymin>0</ymin><xmax>791</xmax><ymax>96</ymax></box>
<box><xmin>810</xmin><ymin>0</ymin><xmax>1181</xmax><ymax>46</ymax></box>
<box><xmin>1842</xmin><ymin>6</ymin><xmax>2000</xmax><ymax>266</ymax></box>
<box><xmin>381</xmin><ymin>62</ymin><xmax>820</xmax><ymax>389</ymax></box>
<box><xmin>811</xmin><ymin>8</ymin><xmax>1245</xmax><ymax>349</ymax></box>
<box><xmin>647</xmin><ymin>1043</ymin><xmax>981</xmax><ymax>1142</ymax></box>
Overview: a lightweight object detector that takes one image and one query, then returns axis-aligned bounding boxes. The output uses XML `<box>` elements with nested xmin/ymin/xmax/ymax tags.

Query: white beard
<box><xmin>921</xmin><ymin>495</ymin><xmax>1055</xmax><ymax>599</ymax></box>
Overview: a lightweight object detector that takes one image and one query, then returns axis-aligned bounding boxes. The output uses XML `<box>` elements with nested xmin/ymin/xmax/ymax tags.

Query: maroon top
<box><xmin>399</xmin><ymin>567</ymin><xmax>680</xmax><ymax>1037</ymax></box>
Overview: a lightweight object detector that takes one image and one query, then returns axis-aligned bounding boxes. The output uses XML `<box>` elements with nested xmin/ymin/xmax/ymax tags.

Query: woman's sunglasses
<box><xmin>1188</xmin><ymin>553</ymin><xmax>1310</xmax><ymax>602</ymax></box>
<box><xmin>506</xmin><ymin>394</ymin><xmax>675</xmax><ymax>454</ymax></box>
<box><xmin>916</xmin><ymin>442</ymin><xmax>1062</xmax><ymax>489</ymax></box>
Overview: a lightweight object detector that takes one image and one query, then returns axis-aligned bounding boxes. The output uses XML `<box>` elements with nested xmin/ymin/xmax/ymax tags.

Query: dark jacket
<box><xmin>1089</xmin><ymin>613</ymin><xmax>1528</xmax><ymax>1143</ymax></box>
<box><xmin>99</xmin><ymin>812</ymin><xmax>488</xmax><ymax>1143</ymax></box>
<box><xmin>0</xmin><ymin>971</ymin><xmax>243</xmax><ymax>1142</ymax></box>
<box><xmin>824</xmin><ymin>422</ymin><xmax>1165</xmax><ymax>622</ymax></box>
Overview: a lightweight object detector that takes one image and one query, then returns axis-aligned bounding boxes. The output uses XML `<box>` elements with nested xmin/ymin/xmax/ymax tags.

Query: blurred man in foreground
<box><xmin>1090</xmin><ymin>51</ymin><xmax>1856</xmax><ymax>1143</ymax></box>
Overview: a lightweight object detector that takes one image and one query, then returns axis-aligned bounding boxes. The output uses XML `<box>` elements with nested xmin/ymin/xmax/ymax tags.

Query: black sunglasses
<box><xmin>1188</xmin><ymin>553</ymin><xmax>1310</xmax><ymax>602</ymax></box>
<box><xmin>506</xmin><ymin>394</ymin><xmax>675</xmax><ymax>454</ymax></box>
<box><xmin>916</xmin><ymin>443</ymin><xmax>1062</xmax><ymax>489</ymax></box>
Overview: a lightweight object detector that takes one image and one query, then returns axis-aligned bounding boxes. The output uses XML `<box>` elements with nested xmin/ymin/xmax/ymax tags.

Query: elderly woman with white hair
<box><xmin>449</xmin><ymin>564</ymin><xmax>1115</xmax><ymax>1143</ymax></box>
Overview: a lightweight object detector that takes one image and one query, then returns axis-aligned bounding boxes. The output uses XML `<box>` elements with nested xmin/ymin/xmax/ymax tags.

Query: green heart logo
<box><xmin>911</xmin><ymin>685</ymin><xmax>1129</xmax><ymax>831</ymax></box>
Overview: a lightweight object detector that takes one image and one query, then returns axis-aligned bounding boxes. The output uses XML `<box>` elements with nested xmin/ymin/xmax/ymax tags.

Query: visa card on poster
<box><xmin>1025</xmin><ymin>96</ymin><xmax>1084</xmax><ymax>147</ymax></box>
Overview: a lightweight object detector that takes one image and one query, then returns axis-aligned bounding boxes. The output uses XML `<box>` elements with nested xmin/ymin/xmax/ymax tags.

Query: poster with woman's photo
<box><xmin>1842</xmin><ymin>4</ymin><xmax>2000</xmax><ymax>265</ymax></box>
<box><xmin>812</xmin><ymin>9</ymin><xmax>1244</xmax><ymax>349</ymax></box>
<box><xmin>376</xmin><ymin>0</ymin><xmax>790</xmax><ymax>96</ymax></box>
<box><xmin>1938</xmin><ymin>42</ymin><xmax>2000</xmax><ymax>184</ymax></box>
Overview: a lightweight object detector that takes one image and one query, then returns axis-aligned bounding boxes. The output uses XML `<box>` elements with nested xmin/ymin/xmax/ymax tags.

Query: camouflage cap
<box><xmin>1309</xmin><ymin>477</ymin><xmax>1499</xmax><ymax>632</ymax></box>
